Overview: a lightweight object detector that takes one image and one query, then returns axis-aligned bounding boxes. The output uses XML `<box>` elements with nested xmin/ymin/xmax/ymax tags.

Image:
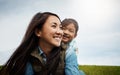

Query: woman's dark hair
<box><xmin>61</xmin><ymin>18</ymin><xmax>79</xmax><ymax>33</ymax></box>
<box><xmin>0</xmin><ymin>12</ymin><xmax>61</xmax><ymax>75</ymax></box>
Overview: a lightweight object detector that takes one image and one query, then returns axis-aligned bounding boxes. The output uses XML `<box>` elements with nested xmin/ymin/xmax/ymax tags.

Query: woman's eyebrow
<box><xmin>51</xmin><ymin>22</ymin><xmax>57</xmax><ymax>25</ymax></box>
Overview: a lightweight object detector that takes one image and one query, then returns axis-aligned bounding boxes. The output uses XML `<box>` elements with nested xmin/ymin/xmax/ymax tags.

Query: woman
<box><xmin>0</xmin><ymin>12</ymin><xmax>65</xmax><ymax>75</ymax></box>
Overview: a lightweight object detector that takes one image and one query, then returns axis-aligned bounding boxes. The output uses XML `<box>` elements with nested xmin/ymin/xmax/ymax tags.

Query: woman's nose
<box><xmin>56</xmin><ymin>28</ymin><xmax>63</xmax><ymax>35</ymax></box>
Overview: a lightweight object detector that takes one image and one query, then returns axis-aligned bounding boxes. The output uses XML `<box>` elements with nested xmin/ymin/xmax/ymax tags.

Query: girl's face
<box><xmin>62</xmin><ymin>23</ymin><xmax>76</xmax><ymax>43</ymax></box>
<box><xmin>37</xmin><ymin>15</ymin><xmax>63</xmax><ymax>48</ymax></box>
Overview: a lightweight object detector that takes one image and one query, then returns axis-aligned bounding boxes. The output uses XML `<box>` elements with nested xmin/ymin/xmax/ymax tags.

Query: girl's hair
<box><xmin>0</xmin><ymin>12</ymin><xmax>61</xmax><ymax>75</ymax></box>
<box><xmin>61</xmin><ymin>18</ymin><xmax>79</xmax><ymax>33</ymax></box>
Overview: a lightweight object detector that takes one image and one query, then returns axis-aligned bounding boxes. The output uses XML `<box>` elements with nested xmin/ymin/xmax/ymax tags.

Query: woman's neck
<box><xmin>38</xmin><ymin>41</ymin><xmax>53</xmax><ymax>56</ymax></box>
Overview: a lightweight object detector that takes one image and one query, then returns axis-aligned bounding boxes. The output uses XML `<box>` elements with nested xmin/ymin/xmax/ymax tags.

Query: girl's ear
<box><xmin>35</xmin><ymin>28</ymin><xmax>41</xmax><ymax>37</ymax></box>
<box><xmin>74</xmin><ymin>33</ymin><xmax>77</xmax><ymax>38</ymax></box>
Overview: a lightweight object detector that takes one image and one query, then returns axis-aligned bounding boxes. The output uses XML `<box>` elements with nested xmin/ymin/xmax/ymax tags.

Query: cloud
<box><xmin>78</xmin><ymin>54</ymin><xmax>120</xmax><ymax>66</ymax></box>
<box><xmin>0</xmin><ymin>0</ymin><xmax>120</xmax><ymax>65</ymax></box>
<box><xmin>0</xmin><ymin>49</ymin><xmax>14</xmax><ymax>65</ymax></box>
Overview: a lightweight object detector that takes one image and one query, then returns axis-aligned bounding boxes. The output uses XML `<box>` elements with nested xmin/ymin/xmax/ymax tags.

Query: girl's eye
<box><xmin>69</xmin><ymin>29</ymin><xmax>74</xmax><ymax>33</ymax></box>
<box><xmin>62</xmin><ymin>27</ymin><xmax>66</xmax><ymax>30</ymax></box>
<box><xmin>59</xmin><ymin>25</ymin><xmax>63</xmax><ymax>30</ymax></box>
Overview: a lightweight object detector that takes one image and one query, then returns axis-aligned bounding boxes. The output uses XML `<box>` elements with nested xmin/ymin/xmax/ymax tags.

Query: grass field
<box><xmin>0</xmin><ymin>66</ymin><xmax>2</xmax><ymax>70</ymax></box>
<box><xmin>79</xmin><ymin>65</ymin><xmax>120</xmax><ymax>75</ymax></box>
<box><xmin>0</xmin><ymin>65</ymin><xmax>120</xmax><ymax>75</ymax></box>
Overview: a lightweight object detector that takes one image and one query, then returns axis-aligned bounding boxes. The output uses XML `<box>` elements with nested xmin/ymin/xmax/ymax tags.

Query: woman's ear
<box><xmin>35</xmin><ymin>28</ymin><xmax>41</xmax><ymax>37</ymax></box>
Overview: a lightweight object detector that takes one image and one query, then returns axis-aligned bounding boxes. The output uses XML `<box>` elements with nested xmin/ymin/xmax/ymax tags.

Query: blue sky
<box><xmin>0</xmin><ymin>0</ymin><xmax>120</xmax><ymax>66</ymax></box>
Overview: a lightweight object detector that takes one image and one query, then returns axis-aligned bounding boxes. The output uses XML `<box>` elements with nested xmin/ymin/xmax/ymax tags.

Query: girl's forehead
<box><xmin>63</xmin><ymin>23</ymin><xmax>76</xmax><ymax>28</ymax></box>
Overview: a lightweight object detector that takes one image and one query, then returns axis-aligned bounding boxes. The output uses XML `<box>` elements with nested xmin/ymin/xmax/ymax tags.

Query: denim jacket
<box><xmin>65</xmin><ymin>40</ymin><xmax>85</xmax><ymax>75</ymax></box>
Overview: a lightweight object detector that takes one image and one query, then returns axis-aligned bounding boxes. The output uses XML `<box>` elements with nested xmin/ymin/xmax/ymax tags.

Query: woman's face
<box><xmin>62</xmin><ymin>23</ymin><xmax>76</xmax><ymax>43</ymax></box>
<box><xmin>38</xmin><ymin>15</ymin><xmax>63</xmax><ymax>48</ymax></box>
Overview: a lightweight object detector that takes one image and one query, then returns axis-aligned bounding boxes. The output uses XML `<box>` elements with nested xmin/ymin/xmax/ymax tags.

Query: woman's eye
<box><xmin>52</xmin><ymin>25</ymin><xmax>56</xmax><ymax>28</ymax></box>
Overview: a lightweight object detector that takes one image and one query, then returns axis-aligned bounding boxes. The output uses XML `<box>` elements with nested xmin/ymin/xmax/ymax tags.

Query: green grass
<box><xmin>79</xmin><ymin>65</ymin><xmax>120</xmax><ymax>75</ymax></box>
<box><xmin>0</xmin><ymin>66</ymin><xmax>2</xmax><ymax>70</ymax></box>
<box><xmin>1</xmin><ymin>65</ymin><xmax>120</xmax><ymax>75</ymax></box>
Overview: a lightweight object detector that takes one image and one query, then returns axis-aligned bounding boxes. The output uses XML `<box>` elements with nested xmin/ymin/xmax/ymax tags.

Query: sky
<box><xmin>0</xmin><ymin>0</ymin><xmax>120</xmax><ymax>66</ymax></box>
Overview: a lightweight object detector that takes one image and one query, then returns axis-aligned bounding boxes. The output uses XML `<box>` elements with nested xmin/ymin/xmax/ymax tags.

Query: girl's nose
<box><xmin>63</xmin><ymin>29</ymin><xmax>69</xmax><ymax>34</ymax></box>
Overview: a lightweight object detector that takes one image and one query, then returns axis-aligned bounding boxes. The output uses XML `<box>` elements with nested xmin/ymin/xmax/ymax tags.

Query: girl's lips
<box><xmin>63</xmin><ymin>35</ymin><xmax>69</xmax><ymax>39</ymax></box>
<box><xmin>63</xmin><ymin>34</ymin><xmax>70</xmax><ymax>38</ymax></box>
